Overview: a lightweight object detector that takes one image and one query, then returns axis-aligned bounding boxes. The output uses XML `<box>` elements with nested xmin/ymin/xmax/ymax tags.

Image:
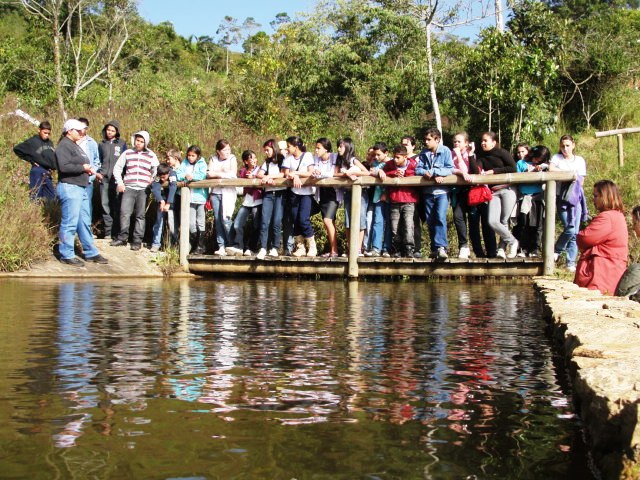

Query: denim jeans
<box><xmin>423</xmin><ymin>192</ymin><xmax>449</xmax><ymax>251</ymax></box>
<box><xmin>211</xmin><ymin>193</ymin><xmax>232</xmax><ymax>247</ymax></box>
<box><xmin>100</xmin><ymin>178</ymin><xmax>120</xmax><ymax>239</ymax></box>
<box><xmin>57</xmin><ymin>182</ymin><xmax>99</xmax><ymax>260</ymax></box>
<box><xmin>555</xmin><ymin>202</ymin><xmax>582</xmax><ymax>267</ymax></box>
<box><xmin>231</xmin><ymin>205</ymin><xmax>262</xmax><ymax>250</ymax></box>
<box><xmin>370</xmin><ymin>201</ymin><xmax>388</xmax><ymax>252</ymax></box>
<box><xmin>30</xmin><ymin>165</ymin><xmax>55</xmax><ymax>201</ymax></box>
<box><xmin>260</xmin><ymin>191</ymin><xmax>284</xmax><ymax>250</ymax></box>
<box><xmin>282</xmin><ymin>192</ymin><xmax>295</xmax><ymax>252</ymax></box>
<box><xmin>389</xmin><ymin>202</ymin><xmax>415</xmax><ymax>255</ymax></box>
<box><xmin>488</xmin><ymin>186</ymin><xmax>517</xmax><ymax>249</ymax></box>
<box><xmin>189</xmin><ymin>203</ymin><xmax>205</xmax><ymax>234</ymax></box>
<box><xmin>290</xmin><ymin>193</ymin><xmax>314</xmax><ymax>238</ymax></box>
<box><xmin>151</xmin><ymin>208</ymin><xmax>166</xmax><ymax>248</ymax></box>
<box><xmin>117</xmin><ymin>187</ymin><xmax>147</xmax><ymax>245</ymax></box>
<box><xmin>344</xmin><ymin>190</ymin><xmax>369</xmax><ymax>230</ymax></box>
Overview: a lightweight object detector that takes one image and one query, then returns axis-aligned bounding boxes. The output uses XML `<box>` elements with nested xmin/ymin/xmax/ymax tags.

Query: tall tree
<box><xmin>216</xmin><ymin>15</ymin><xmax>241</xmax><ymax>75</ymax></box>
<box><xmin>241</xmin><ymin>17</ymin><xmax>261</xmax><ymax>56</ymax></box>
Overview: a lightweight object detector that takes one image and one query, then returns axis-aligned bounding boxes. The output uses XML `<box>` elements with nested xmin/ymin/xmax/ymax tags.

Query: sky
<box><xmin>138</xmin><ymin>0</ymin><xmax>315</xmax><ymax>41</ymax></box>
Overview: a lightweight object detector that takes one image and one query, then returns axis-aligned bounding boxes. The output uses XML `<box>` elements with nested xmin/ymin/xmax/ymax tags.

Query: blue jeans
<box><xmin>290</xmin><ymin>193</ymin><xmax>314</xmax><ymax>238</ymax></box>
<box><xmin>370</xmin><ymin>201</ymin><xmax>388</xmax><ymax>252</ymax></box>
<box><xmin>555</xmin><ymin>203</ymin><xmax>582</xmax><ymax>267</ymax></box>
<box><xmin>423</xmin><ymin>192</ymin><xmax>449</xmax><ymax>251</ymax></box>
<box><xmin>211</xmin><ymin>193</ymin><xmax>232</xmax><ymax>248</ymax></box>
<box><xmin>118</xmin><ymin>188</ymin><xmax>147</xmax><ymax>245</ymax></box>
<box><xmin>57</xmin><ymin>182</ymin><xmax>99</xmax><ymax>260</ymax></box>
<box><xmin>390</xmin><ymin>202</ymin><xmax>415</xmax><ymax>255</ymax></box>
<box><xmin>231</xmin><ymin>205</ymin><xmax>262</xmax><ymax>250</ymax></box>
<box><xmin>30</xmin><ymin>165</ymin><xmax>55</xmax><ymax>201</ymax></box>
<box><xmin>344</xmin><ymin>190</ymin><xmax>369</xmax><ymax>230</ymax></box>
<box><xmin>260</xmin><ymin>191</ymin><xmax>284</xmax><ymax>249</ymax></box>
<box><xmin>151</xmin><ymin>205</ymin><xmax>177</xmax><ymax>248</ymax></box>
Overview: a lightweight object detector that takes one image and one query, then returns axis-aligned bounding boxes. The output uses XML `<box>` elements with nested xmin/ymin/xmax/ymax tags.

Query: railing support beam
<box><xmin>179</xmin><ymin>186</ymin><xmax>191</xmax><ymax>271</ymax></box>
<box><xmin>348</xmin><ymin>184</ymin><xmax>362</xmax><ymax>279</ymax></box>
<box><xmin>543</xmin><ymin>180</ymin><xmax>556</xmax><ymax>275</ymax></box>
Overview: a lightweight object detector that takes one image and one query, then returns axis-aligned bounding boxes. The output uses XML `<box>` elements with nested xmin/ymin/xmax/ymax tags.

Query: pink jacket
<box><xmin>575</xmin><ymin>210</ymin><xmax>628</xmax><ymax>295</ymax></box>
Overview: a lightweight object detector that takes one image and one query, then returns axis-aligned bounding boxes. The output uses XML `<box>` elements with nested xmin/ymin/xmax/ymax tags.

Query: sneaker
<box><xmin>358</xmin><ymin>252</ymin><xmax>364</xmax><ymax>257</ymax></box>
<box><xmin>458</xmin><ymin>246</ymin><xmax>470</xmax><ymax>260</ymax></box>
<box><xmin>381</xmin><ymin>251</ymin><xmax>391</xmax><ymax>258</ymax></box>
<box><xmin>227</xmin><ymin>246</ymin><xmax>243</xmax><ymax>256</ymax></box>
<box><xmin>130</xmin><ymin>243</ymin><xmax>141</xmax><ymax>251</ymax></box>
<box><xmin>60</xmin><ymin>257</ymin><xmax>85</xmax><ymax>267</ymax></box>
<box><xmin>554</xmin><ymin>252</ymin><xmax>560</xmax><ymax>262</ymax></box>
<box><xmin>214</xmin><ymin>247</ymin><xmax>227</xmax><ymax>256</ymax></box>
<box><xmin>516</xmin><ymin>251</ymin><xmax>526</xmax><ymax>258</ymax></box>
<box><xmin>529</xmin><ymin>250</ymin><xmax>541</xmax><ymax>258</ymax></box>
<box><xmin>85</xmin><ymin>254</ymin><xmax>108</xmax><ymax>264</ymax></box>
<box><xmin>256</xmin><ymin>248</ymin><xmax>267</xmax><ymax>260</ymax></box>
<box><xmin>506</xmin><ymin>239</ymin><xmax>519</xmax><ymax>259</ymax></box>
<box><xmin>413</xmin><ymin>251</ymin><xmax>422</xmax><ymax>259</ymax></box>
<box><xmin>365</xmin><ymin>249</ymin><xmax>381</xmax><ymax>257</ymax></box>
<box><xmin>268</xmin><ymin>248</ymin><xmax>279</xmax><ymax>257</ymax></box>
<box><xmin>150</xmin><ymin>245</ymin><xmax>160</xmax><ymax>252</ymax></box>
<box><xmin>110</xmin><ymin>239</ymin><xmax>126</xmax><ymax>247</ymax></box>
<box><xmin>567</xmin><ymin>264</ymin><xmax>576</xmax><ymax>273</ymax></box>
<box><xmin>496</xmin><ymin>248</ymin><xmax>506</xmax><ymax>259</ymax></box>
<box><xmin>437</xmin><ymin>247</ymin><xmax>448</xmax><ymax>260</ymax></box>
<box><xmin>243</xmin><ymin>249</ymin><xmax>253</xmax><ymax>256</ymax></box>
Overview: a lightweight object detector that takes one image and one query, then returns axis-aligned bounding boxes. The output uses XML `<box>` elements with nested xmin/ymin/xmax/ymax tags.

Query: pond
<box><xmin>0</xmin><ymin>279</ymin><xmax>594</xmax><ymax>479</ymax></box>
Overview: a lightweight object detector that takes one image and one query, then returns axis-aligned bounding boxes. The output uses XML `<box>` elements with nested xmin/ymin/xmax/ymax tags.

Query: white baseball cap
<box><xmin>62</xmin><ymin>119</ymin><xmax>86</xmax><ymax>133</ymax></box>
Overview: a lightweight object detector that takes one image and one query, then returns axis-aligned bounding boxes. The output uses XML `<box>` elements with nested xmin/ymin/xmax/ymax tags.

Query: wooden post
<box><xmin>348</xmin><ymin>184</ymin><xmax>362</xmax><ymax>278</ymax></box>
<box><xmin>179</xmin><ymin>186</ymin><xmax>191</xmax><ymax>271</ymax></box>
<box><xmin>617</xmin><ymin>134</ymin><xmax>624</xmax><ymax>167</ymax></box>
<box><xmin>543</xmin><ymin>180</ymin><xmax>556</xmax><ymax>275</ymax></box>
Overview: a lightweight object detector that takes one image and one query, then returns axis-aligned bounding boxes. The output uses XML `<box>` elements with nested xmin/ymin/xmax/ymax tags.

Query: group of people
<box><xmin>12</xmin><ymin>119</ymin><xmax>637</xmax><ymax>297</ymax></box>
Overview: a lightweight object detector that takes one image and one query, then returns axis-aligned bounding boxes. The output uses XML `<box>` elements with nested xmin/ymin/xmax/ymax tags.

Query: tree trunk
<box><xmin>425</xmin><ymin>22</ymin><xmax>442</xmax><ymax>132</ymax></box>
<box><xmin>225</xmin><ymin>48</ymin><xmax>229</xmax><ymax>76</ymax></box>
<box><xmin>52</xmin><ymin>13</ymin><xmax>67</xmax><ymax>120</ymax></box>
<box><xmin>495</xmin><ymin>0</ymin><xmax>504</xmax><ymax>33</ymax></box>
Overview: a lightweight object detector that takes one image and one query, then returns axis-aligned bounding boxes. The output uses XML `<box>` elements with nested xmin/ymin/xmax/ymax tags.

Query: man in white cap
<box><xmin>55</xmin><ymin>119</ymin><xmax>108</xmax><ymax>266</ymax></box>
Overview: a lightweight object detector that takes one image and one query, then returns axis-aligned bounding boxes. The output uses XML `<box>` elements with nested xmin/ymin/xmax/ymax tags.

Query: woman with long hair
<box><xmin>207</xmin><ymin>139</ymin><xmax>238</xmax><ymax>256</ymax></box>
<box><xmin>256</xmin><ymin>139</ymin><xmax>285</xmax><ymax>260</ymax></box>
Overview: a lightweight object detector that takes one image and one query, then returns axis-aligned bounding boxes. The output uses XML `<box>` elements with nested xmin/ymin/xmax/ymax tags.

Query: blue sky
<box><xmin>138</xmin><ymin>0</ymin><xmax>314</xmax><ymax>41</ymax></box>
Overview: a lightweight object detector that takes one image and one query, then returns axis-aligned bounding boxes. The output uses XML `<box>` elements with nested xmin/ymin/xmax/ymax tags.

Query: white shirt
<box><xmin>283</xmin><ymin>152</ymin><xmax>315</xmax><ymax>196</ymax></box>
<box><xmin>550</xmin><ymin>153</ymin><xmax>587</xmax><ymax>176</ymax></box>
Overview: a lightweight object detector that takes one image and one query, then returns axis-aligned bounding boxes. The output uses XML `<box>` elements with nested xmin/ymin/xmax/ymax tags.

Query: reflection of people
<box><xmin>574</xmin><ymin>180</ymin><xmax>628</xmax><ymax>294</ymax></box>
<box><xmin>13</xmin><ymin>120</ymin><xmax>56</xmax><ymax>201</ymax></box>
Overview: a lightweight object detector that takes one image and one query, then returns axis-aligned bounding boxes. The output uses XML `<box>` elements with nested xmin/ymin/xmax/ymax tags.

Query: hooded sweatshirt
<box><xmin>98</xmin><ymin>120</ymin><xmax>127</xmax><ymax>180</ymax></box>
<box><xmin>112</xmin><ymin>130</ymin><xmax>159</xmax><ymax>190</ymax></box>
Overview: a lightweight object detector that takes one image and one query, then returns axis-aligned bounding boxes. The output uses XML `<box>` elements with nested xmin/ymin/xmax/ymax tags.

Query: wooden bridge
<box><xmin>178</xmin><ymin>172</ymin><xmax>576</xmax><ymax>279</ymax></box>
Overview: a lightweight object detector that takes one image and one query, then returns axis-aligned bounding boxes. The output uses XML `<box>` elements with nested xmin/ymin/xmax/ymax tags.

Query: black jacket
<box><xmin>13</xmin><ymin>134</ymin><xmax>56</xmax><ymax>170</ymax></box>
<box><xmin>98</xmin><ymin>120</ymin><xmax>127</xmax><ymax>180</ymax></box>
<box><xmin>56</xmin><ymin>136</ymin><xmax>90</xmax><ymax>186</ymax></box>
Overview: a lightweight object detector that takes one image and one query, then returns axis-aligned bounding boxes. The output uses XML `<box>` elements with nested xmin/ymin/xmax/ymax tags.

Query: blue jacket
<box><xmin>175</xmin><ymin>157</ymin><xmax>208</xmax><ymax>204</ymax></box>
<box><xmin>151</xmin><ymin>168</ymin><xmax>178</xmax><ymax>205</ymax></box>
<box><xmin>415</xmin><ymin>144</ymin><xmax>454</xmax><ymax>194</ymax></box>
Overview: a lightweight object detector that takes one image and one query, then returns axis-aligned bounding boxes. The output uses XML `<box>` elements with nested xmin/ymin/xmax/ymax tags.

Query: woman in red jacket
<box><xmin>575</xmin><ymin>180</ymin><xmax>628</xmax><ymax>294</ymax></box>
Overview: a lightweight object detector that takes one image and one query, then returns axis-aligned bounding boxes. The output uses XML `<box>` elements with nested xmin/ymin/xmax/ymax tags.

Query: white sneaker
<box><xmin>458</xmin><ymin>246</ymin><xmax>470</xmax><ymax>259</ymax></box>
<box><xmin>256</xmin><ymin>248</ymin><xmax>267</xmax><ymax>260</ymax></box>
<box><xmin>496</xmin><ymin>248</ymin><xmax>506</xmax><ymax>259</ymax></box>
<box><xmin>225</xmin><ymin>246</ymin><xmax>243</xmax><ymax>256</ymax></box>
<box><xmin>517</xmin><ymin>251</ymin><xmax>526</xmax><ymax>258</ymax></box>
<box><xmin>506</xmin><ymin>239</ymin><xmax>519</xmax><ymax>259</ymax></box>
<box><xmin>567</xmin><ymin>264</ymin><xmax>576</xmax><ymax>273</ymax></box>
<box><xmin>214</xmin><ymin>247</ymin><xmax>227</xmax><ymax>256</ymax></box>
<box><xmin>554</xmin><ymin>252</ymin><xmax>560</xmax><ymax>262</ymax></box>
<box><xmin>437</xmin><ymin>247</ymin><xmax>448</xmax><ymax>260</ymax></box>
<box><xmin>268</xmin><ymin>248</ymin><xmax>279</xmax><ymax>257</ymax></box>
<box><xmin>243</xmin><ymin>249</ymin><xmax>253</xmax><ymax>256</ymax></box>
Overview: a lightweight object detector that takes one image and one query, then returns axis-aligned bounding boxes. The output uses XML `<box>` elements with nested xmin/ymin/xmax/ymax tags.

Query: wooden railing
<box><xmin>180</xmin><ymin>171</ymin><xmax>576</xmax><ymax>278</ymax></box>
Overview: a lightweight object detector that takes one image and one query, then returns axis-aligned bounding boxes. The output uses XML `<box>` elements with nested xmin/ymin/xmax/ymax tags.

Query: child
<box><xmin>514</xmin><ymin>145</ymin><xmax>549</xmax><ymax>257</ymax></box>
<box><xmin>165</xmin><ymin>149</ymin><xmax>182</xmax><ymax>246</ymax></box>
<box><xmin>365</xmin><ymin>142</ymin><xmax>391</xmax><ymax>257</ymax></box>
<box><xmin>337</xmin><ymin>137</ymin><xmax>369</xmax><ymax>256</ymax></box>
<box><xmin>149</xmin><ymin>163</ymin><xmax>177</xmax><ymax>252</ymax></box>
<box><xmin>227</xmin><ymin>150</ymin><xmax>263</xmax><ymax>256</ymax></box>
<box><xmin>312</xmin><ymin>138</ymin><xmax>340</xmax><ymax>257</ymax></box>
<box><xmin>403</xmin><ymin>135</ymin><xmax>424</xmax><ymax>257</ymax></box>
<box><xmin>208</xmin><ymin>139</ymin><xmax>238</xmax><ymax>256</ymax></box>
<box><xmin>451</xmin><ymin>132</ymin><xmax>474</xmax><ymax>259</ymax></box>
<box><xmin>416</xmin><ymin>128</ymin><xmax>454</xmax><ymax>260</ymax></box>
<box><xmin>111</xmin><ymin>131</ymin><xmax>159</xmax><ymax>250</ymax></box>
<box><xmin>382</xmin><ymin>144</ymin><xmax>419</xmax><ymax>257</ymax></box>
<box><xmin>256</xmin><ymin>139</ymin><xmax>286</xmax><ymax>259</ymax></box>
<box><xmin>175</xmin><ymin>145</ymin><xmax>208</xmax><ymax>254</ymax></box>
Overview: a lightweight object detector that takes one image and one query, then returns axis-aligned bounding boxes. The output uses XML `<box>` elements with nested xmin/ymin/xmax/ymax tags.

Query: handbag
<box><xmin>467</xmin><ymin>185</ymin><xmax>493</xmax><ymax>206</ymax></box>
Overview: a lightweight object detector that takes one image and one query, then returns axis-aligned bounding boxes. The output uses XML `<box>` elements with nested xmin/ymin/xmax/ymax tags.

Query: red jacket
<box><xmin>382</xmin><ymin>157</ymin><xmax>419</xmax><ymax>203</ymax></box>
<box><xmin>575</xmin><ymin>210</ymin><xmax>628</xmax><ymax>295</ymax></box>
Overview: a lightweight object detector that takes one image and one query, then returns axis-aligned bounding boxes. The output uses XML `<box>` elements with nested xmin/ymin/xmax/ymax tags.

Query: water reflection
<box><xmin>0</xmin><ymin>279</ymin><xmax>593</xmax><ymax>479</ymax></box>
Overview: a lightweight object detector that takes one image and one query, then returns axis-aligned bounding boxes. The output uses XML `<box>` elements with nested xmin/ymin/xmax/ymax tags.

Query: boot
<box><xmin>189</xmin><ymin>233</ymin><xmax>197</xmax><ymax>253</ymax></box>
<box><xmin>292</xmin><ymin>235</ymin><xmax>306</xmax><ymax>257</ymax></box>
<box><xmin>194</xmin><ymin>232</ymin><xmax>206</xmax><ymax>254</ymax></box>
<box><xmin>305</xmin><ymin>236</ymin><xmax>317</xmax><ymax>257</ymax></box>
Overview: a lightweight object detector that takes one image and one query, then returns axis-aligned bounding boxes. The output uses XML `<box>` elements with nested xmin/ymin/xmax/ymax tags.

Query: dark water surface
<box><xmin>0</xmin><ymin>279</ymin><xmax>594</xmax><ymax>479</ymax></box>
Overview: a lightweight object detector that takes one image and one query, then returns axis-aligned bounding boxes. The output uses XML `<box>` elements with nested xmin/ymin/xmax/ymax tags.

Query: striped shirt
<box><xmin>113</xmin><ymin>148</ymin><xmax>159</xmax><ymax>190</ymax></box>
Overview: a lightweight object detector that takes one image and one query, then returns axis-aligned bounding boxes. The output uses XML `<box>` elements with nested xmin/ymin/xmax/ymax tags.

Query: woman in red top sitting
<box><xmin>575</xmin><ymin>180</ymin><xmax>628</xmax><ymax>294</ymax></box>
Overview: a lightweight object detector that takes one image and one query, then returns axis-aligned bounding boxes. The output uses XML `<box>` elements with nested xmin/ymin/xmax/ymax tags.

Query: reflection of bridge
<box><xmin>180</xmin><ymin>172</ymin><xmax>576</xmax><ymax>279</ymax></box>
